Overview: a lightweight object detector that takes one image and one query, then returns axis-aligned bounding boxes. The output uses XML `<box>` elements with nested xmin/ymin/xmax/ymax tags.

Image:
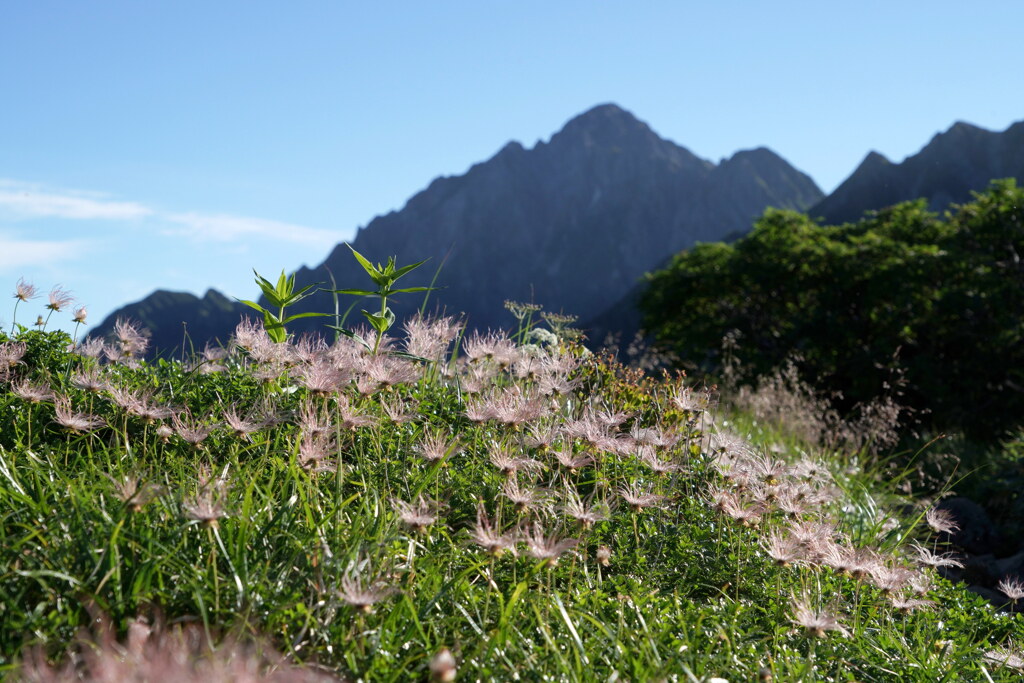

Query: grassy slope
<box><xmin>0</xmin><ymin>325</ymin><xmax>1022</xmax><ymax>682</ymax></box>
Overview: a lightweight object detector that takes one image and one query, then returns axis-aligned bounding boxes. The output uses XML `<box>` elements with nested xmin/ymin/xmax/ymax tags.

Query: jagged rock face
<box><xmin>810</xmin><ymin>120</ymin><xmax>1024</xmax><ymax>224</ymax></box>
<box><xmin>283</xmin><ymin>104</ymin><xmax>822</xmax><ymax>336</ymax></box>
<box><xmin>89</xmin><ymin>103</ymin><xmax>823</xmax><ymax>353</ymax></box>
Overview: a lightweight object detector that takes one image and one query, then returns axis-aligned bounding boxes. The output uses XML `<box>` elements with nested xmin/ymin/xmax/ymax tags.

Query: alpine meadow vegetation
<box><xmin>1</xmin><ymin>243</ymin><xmax>1023</xmax><ymax>681</ymax></box>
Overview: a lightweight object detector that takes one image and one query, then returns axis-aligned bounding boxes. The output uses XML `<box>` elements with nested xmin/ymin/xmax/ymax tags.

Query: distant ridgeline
<box><xmin>90</xmin><ymin>107</ymin><xmax>1024</xmax><ymax>374</ymax></box>
<box><xmin>641</xmin><ymin>179</ymin><xmax>1024</xmax><ymax>439</ymax></box>
<box><xmin>89</xmin><ymin>103</ymin><xmax>822</xmax><ymax>355</ymax></box>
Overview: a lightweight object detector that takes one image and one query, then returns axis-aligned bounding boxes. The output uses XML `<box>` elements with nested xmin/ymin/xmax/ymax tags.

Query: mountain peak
<box><xmin>92</xmin><ymin>102</ymin><xmax>825</xmax><ymax>352</ymax></box>
<box><xmin>569</xmin><ymin>102</ymin><xmax>637</xmax><ymax>124</ymax></box>
<box><xmin>947</xmin><ymin>120</ymin><xmax>986</xmax><ymax>135</ymax></box>
<box><xmin>859</xmin><ymin>150</ymin><xmax>892</xmax><ymax>169</ymax></box>
<box><xmin>552</xmin><ymin>103</ymin><xmax>655</xmax><ymax>146</ymax></box>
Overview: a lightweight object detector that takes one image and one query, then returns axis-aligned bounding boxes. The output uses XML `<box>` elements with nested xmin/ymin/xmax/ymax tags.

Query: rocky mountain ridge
<box><xmin>92</xmin><ymin>109</ymin><xmax>1024</xmax><ymax>356</ymax></box>
<box><xmin>810</xmin><ymin>119</ymin><xmax>1024</xmax><ymax>224</ymax></box>
<box><xmin>91</xmin><ymin>103</ymin><xmax>822</xmax><ymax>353</ymax></box>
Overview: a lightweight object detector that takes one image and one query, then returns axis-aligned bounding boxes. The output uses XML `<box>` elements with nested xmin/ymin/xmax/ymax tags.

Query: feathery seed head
<box><xmin>561</xmin><ymin>488</ymin><xmax>611</xmax><ymax>529</ymax></box>
<box><xmin>222</xmin><ymin>406</ymin><xmax>263</xmax><ymax>440</ymax></box>
<box><xmin>155</xmin><ymin>423</ymin><xmax>174</xmax><ymax>442</ymax></box>
<box><xmin>338</xmin><ymin>572</ymin><xmax>396</xmax><ymax>613</ymax></box>
<box><xmin>762</xmin><ymin>530</ymin><xmax>806</xmax><ymax>567</ymax></box>
<box><xmin>14</xmin><ymin>278</ymin><xmax>38</xmax><ymax>302</ymax></box>
<box><xmin>392</xmin><ymin>494</ymin><xmax>440</xmax><ymax>534</ymax></box>
<box><xmin>790</xmin><ymin>597</ymin><xmax>848</xmax><ymax>638</ymax></box>
<box><xmin>523</xmin><ymin>522</ymin><xmax>579</xmax><ymax>567</ymax></box>
<box><xmin>617</xmin><ymin>482</ymin><xmax>666</xmax><ymax>513</ymax></box>
<box><xmin>910</xmin><ymin>543</ymin><xmax>963</xmax><ymax>569</ymax></box>
<box><xmin>500</xmin><ymin>477</ymin><xmax>547</xmax><ymax>513</ymax></box>
<box><xmin>998</xmin><ymin>576</ymin><xmax>1024</xmax><ymax>602</ymax></box>
<box><xmin>182</xmin><ymin>490</ymin><xmax>227</xmax><ymax>527</ymax></box>
<box><xmin>925</xmin><ymin>506</ymin><xmax>959</xmax><ymax>535</ymax></box>
<box><xmin>468</xmin><ymin>505</ymin><xmax>518</xmax><ymax>557</ymax></box>
<box><xmin>0</xmin><ymin>341</ymin><xmax>27</xmax><ymax>369</ymax></box>
<box><xmin>984</xmin><ymin>643</ymin><xmax>1024</xmax><ymax>671</ymax></box>
<box><xmin>415</xmin><ymin>429</ymin><xmax>459</xmax><ymax>463</ymax></box>
<box><xmin>108</xmin><ymin>474</ymin><xmax>164</xmax><ymax>512</ymax></box>
<box><xmin>889</xmin><ymin>594</ymin><xmax>935</xmax><ymax>613</ymax></box>
<box><xmin>171</xmin><ymin>409</ymin><xmax>215</xmax><ymax>448</ymax></box>
<box><xmin>74</xmin><ymin>336</ymin><xmax>106</xmax><ymax>359</ymax></box>
<box><xmin>53</xmin><ymin>395</ymin><xmax>105</xmax><ymax>433</ymax></box>
<box><xmin>46</xmin><ymin>285</ymin><xmax>74</xmax><ymax>312</ymax></box>
<box><xmin>298</xmin><ymin>432</ymin><xmax>337</xmax><ymax>475</ymax></box>
<box><xmin>870</xmin><ymin>564</ymin><xmax>917</xmax><ymax>594</ymax></box>
<box><xmin>13</xmin><ymin>379</ymin><xmax>54</xmax><ymax>404</ymax></box>
<box><xmin>112</xmin><ymin>318</ymin><xmax>150</xmax><ymax>358</ymax></box>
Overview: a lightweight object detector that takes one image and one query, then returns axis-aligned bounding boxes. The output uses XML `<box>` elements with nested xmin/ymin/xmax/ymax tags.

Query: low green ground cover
<box><xmin>0</xmin><ymin>309</ymin><xmax>1022</xmax><ymax>681</ymax></box>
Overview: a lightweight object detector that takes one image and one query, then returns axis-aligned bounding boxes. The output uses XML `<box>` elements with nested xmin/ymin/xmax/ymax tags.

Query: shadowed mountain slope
<box><xmin>810</xmin><ymin>120</ymin><xmax>1024</xmax><ymax>224</ymax></box>
<box><xmin>91</xmin><ymin>103</ymin><xmax>822</xmax><ymax>353</ymax></box>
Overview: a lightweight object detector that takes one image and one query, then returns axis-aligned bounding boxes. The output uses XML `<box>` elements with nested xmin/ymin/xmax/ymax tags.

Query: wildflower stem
<box><xmin>207</xmin><ymin>525</ymin><xmax>220</xmax><ymax>615</ymax></box>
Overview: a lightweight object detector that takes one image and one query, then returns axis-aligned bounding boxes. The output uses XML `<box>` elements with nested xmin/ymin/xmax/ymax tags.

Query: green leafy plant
<box><xmin>237</xmin><ymin>270</ymin><xmax>325</xmax><ymax>343</ymax></box>
<box><xmin>328</xmin><ymin>245</ymin><xmax>432</xmax><ymax>354</ymax></box>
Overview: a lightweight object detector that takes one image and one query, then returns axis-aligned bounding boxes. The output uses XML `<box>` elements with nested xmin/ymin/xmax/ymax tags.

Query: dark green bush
<box><xmin>641</xmin><ymin>179</ymin><xmax>1024</xmax><ymax>441</ymax></box>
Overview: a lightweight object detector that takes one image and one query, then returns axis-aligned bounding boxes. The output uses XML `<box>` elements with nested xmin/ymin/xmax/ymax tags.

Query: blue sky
<box><xmin>2</xmin><ymin>1</ymin><xmax>1022</xmax><ymax>335</ymax></box>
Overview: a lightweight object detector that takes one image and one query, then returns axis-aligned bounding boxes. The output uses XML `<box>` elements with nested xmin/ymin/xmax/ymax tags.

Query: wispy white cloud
<box><xmin>0</xmin><ymin>179</ymin><xmax>152</xmax><ymax>220</ymax></box>
<box><xmin>164</xmin><ymin>212</ymin><xmax>341</xmax><ymax>249</ymax></box>
<box><xmin>0</xmin><ymin>230</ymin><xmax>93</xmax><ymax>270</ymax></box>
<box><xmin>0</xmin><ymin>178</ymin><xmax>340</xmax><ymax>248</ymax></box>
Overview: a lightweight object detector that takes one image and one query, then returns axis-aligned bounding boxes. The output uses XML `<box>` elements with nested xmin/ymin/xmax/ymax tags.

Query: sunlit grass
<box><xmin>0</xmin><ymin>286</ymin><xmax>1022</xmax><ymax>681</ymax></box>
